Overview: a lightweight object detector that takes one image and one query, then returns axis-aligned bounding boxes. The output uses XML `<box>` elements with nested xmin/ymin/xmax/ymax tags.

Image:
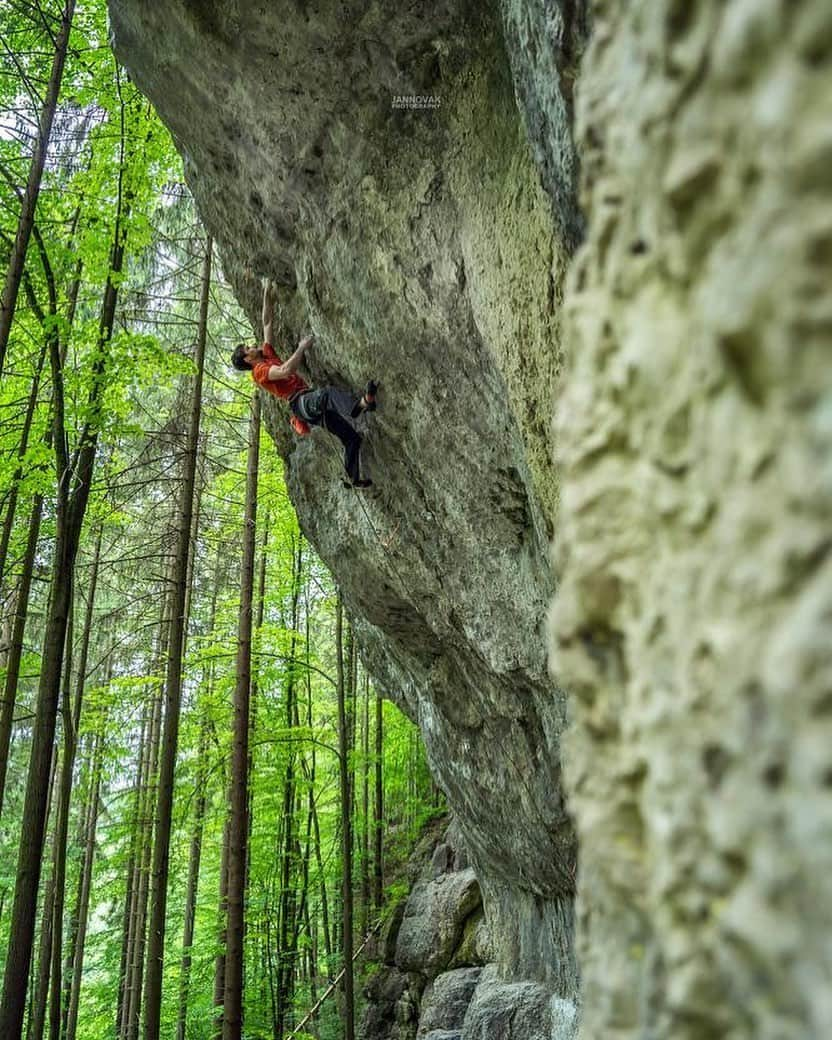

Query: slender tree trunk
<box><xmin>213</xmin><ymin>813</ymin><xmax>230</xmax><ymax>1040</ymax></box>
<box><xmin>142</xmin><ymin>236</ymin><xmax>212</xmax><ymax>1040</ymax></box>
<box><xmin>0</xmin><ymin>342</ymin><xmax>46</xmax><ymax>592</ymax></box>
<box><xmin>0</xmin><ymin>519</ymin><xmax>74</xmax><ymax>1039</ymax></box>
<box><xmin>309</xmin><ymin>787</ymin><xmax>332</xmax><ymax>961</ymax></box>
<box><xmin>59</xmin><ymin>627</ymin><xmax>109</xmax><ymax>1036</ymax></box>
<box><xmin>303</xmin><ymin>900</ymin><xmax>319</xmax><ymax>1038</ymax></box>
<box><xmin>116</xmin><ymin>710</ymin><xmax>148</xmax><ymax>1039</ymax></box>
<box><xmin>222</xmin><ymin>392</ymin><xmax>260</xmax><ymax>1040</ymax></box>
<box><xmin>361</xmin><ymin>673</ymin><xmax>370</xmax><ymax>934</ymax></box>
<box><xmin>275</xmin><ymin>761</ymin><xmax>295</xmax><ymax>1039</ymax></box>
<box><xmin>180</xmin><ymin>434</ymin><xmax>206</xmax><ymax>664</ymax></box>
<box><xmin>24</xmin><ymin>638</ymin><xmax>70</xmax><ymax>1040</ymax></box>
<box><xmin>374</xmin><ymin>687</ymin><xmax>384</xmax><ymax>910</ymax></box>
<box><xmin>0</xmin><ymin>492</ymin><xmax>43</xmax><ymax>813</ymax></box>
<box><xmin>289</xmin><ymin>781</ymin><xmax>314</xmax><ymax>1024</ymax></box>
<box><xmin>335</xmin><ymin>597</ymin><xmax>355</xmax><ymax>1040</ymax></box>
<box><xmin>211</xmin><ymin>464</ymin><xmax>240</xmax><ymax>1040</ymax></box>
<box><xmin>264</xmin><ymin>913</ymin><xmax>278</xmax><ymax>1040</ymax></box>
<box><xmin>0</xmin><ymin>221</ymin><xmax>85</xmax><ymax>806</ymax></box>
<box><xmin>175</xmin><ymin>719</ymin><xmax>209</xmax><ymax>1040</ymax></box>
<box><xmin>125</xmin><ymin>672</ymin><xmax>164</xmax><ymax>1040</ymax></box>
<box><xmin>275</xmin><ymin>537</ymin><xmax>302</xmax><ymax>1038</ymax></box>
<box><xmin>26</xmin><ymin>749</ymin><xmax>60</xmax><ymax>1040</ymax></box>
<box><xmin>176</xmin><ymin>536</ymin><xmax>222</xmax><ymax>1040</ymax></box>
<box><xmin>118</xmin><ymin>714</ymin><xmax>148</xmax><ymax>1040</ymax></box>
<box><xmin>64</xmin><ymin>725</ymin><xmax>104</xmax><ymax>1040</ymax></box>
<box><xmin>47</xmin><ymin>527</ymin><xmax>101</xmax><ymax>1040</ymax></box>
<box><xmin>346</xmin><ymin>622</ymin><xmax>357</xmax><ymax>768</ymax></box>
<box><xmin>239</xmin><ymin>528</ymin><xmax>266</xmax><ymax>1033</ymax></box>
<box><xmin>28</xmin><ymin>874</ymin><xmax>54</xmax><ymax>1040</ymax></box>
<box><xmin>0</xmin><ymin>0</ymin><xmax>76</xmax><ymax>376</ymax></box>
<box><xmin>304</xmin><ymin>601</ymin><xmax>332</xmax><ymax>971</ymax></box>
<box><xmin>60</xmin><ymin>782</ymin><xmax>89</xmax><ymax>1040</ymax></box>
<box><xmin>245</xmin><ymin>520</ymin><xmax>267</xmax><ymax>902</ymax></box>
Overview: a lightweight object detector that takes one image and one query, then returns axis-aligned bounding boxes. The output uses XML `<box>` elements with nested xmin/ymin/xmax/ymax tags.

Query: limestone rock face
<box><xmin>418</xmin><ymin>967</ymin><xmax>482</xmax><ymax>1038</ymax></box>
<box><xmin>363</xmin><ymin>968</ymin><xmax>422</xmax><ymax>1040</ymax></box>
<box><xmin>498</xmin><ymin>0</ymin><xmax>589</xmax><ymax>251</ymax></box>
<box><xmin>553</xmin><ymin>2</ymin><xmax>832</xmax><ymax>1038</ymax></box>
<box><xmin>396</xmin><ymin>868</ymin><xmax>481</xmax><ymax>976</ymax></box>
<box><xmin>108</xmin><ymin>0</ymin><xmax>580</xmax><ymax>1008</ymax></box>
<box><xmin>364</xmin><ymin>821</ymin><xmax>492</xmax><ymax>1040</ymax></box>
<box><xmin>461</xmin><ymin>964</ymin><xmax>577</xmax><ymax>1040</ymax></box>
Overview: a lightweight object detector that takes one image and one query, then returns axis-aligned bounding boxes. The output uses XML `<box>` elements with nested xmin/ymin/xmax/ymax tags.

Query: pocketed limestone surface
<box><xmin>552</xmin><ymin>2</ymin><xmax>832</xmax><ymax>1037</ymax></box>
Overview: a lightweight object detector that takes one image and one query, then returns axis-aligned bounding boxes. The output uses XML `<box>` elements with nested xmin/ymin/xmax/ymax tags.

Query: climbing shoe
<box><xmin>351</xmin><ymin>381</ymin><xmax>378</xmax><ymax>418</ymax></box>
<box><xmin>359</xmin><ymin>380</ymin><xmax>380</xmax><ymax>411</ymax></box>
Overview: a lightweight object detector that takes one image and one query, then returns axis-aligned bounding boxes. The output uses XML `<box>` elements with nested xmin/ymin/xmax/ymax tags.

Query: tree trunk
<box><xmin>28</xmin><ymin>875</ymin><xmax>54</xmax><ymax>1040</ymax></box>
<box><xmin>25</xmin><ymin>749</ymin><xmax>60</xmax><ymax>1040</ymax></box>
<box><xmin>222</xmin><ymin>392</ymin><xmax>260</xmax><ymax>1040</ymax></box>
<box><xmin>0</xmin><ymin>0</ymin><xmax>76</xmax><ymax>375</ymax></box>
<box><xmin>176</xmin><ymin>535</ymin><xmax>222</xmax><ymax>1040</ymax></box>
<box><xmin>174</xmin><ymin>719</ymin><xmax>209</xmax><ymax>1040</ymax></box>
<box><xmin>180</xmin><ymin>434</ymin><xmax>206</xmax><ymax>665</ymax></box>
<box><xmin>264</xmin><ymin>911</ymin><xmax>278</xmax><ymax>1040</ymax></box>
<box><xmin>374</xmin><ymin>686</ymin><xmax>384</xmax><ymax>910</ymax></box>
<box><xmin>47</xmin><ymin>526</ymin><xmax>101</xmax><ymax>1040</ymax></box>
<box><xmin>64</xmin><ymin>725</ymin><xmax>104</xmax><ymax>1040</ymax></box>
<box><xmin>335</xmin><ymin>596</ymin><xmax>355</xmax><ymax>1040</ymax></box>
<box><xmin>142</xmin><ymin>235</ymin><xmax>212</xmax><ymax>1040</ymax></box>
<box><xmin>275</xmin><ymin>537</ymin><xmax>303</xmax><ymax>1038</ymax></box>
<box><xmin>361</xmin><ymin>673</ymin><xmax>370</xmax><ymax>934</ymax></box>
<box><xmin>303</xmin><ymin>602</ymin><xmax>332</xmax><ymax>972</ymax></box>
<box><xmin>213</xmin><ymin>811</ymin><xmax>230</xmax><ymax>1040</ymax></box>
<box><xmin>0</xmin><ymin>492</ymin><xmax>43</xmax><ymax>814</ymax></box>
<box><xmin>125</xmin><ymin>670</ymin><xmax>165</xmax><ymax>1040</ymax></box>
<box><xmin>0</xmin><ymin>342</ymin><xmax>46</xmax><ymax>592</ymax></box>
<box><xmin>60</xmin><ymin>779</ymin><xmax>90</xmax><ymax>1040</ymax></box>
<box><xmin>290</xmin><ymin>778</ymin><xmax>314</xmax><ymax>1025</ymax></box>
<box><xmin>116</xmin><ymin>710</ymin><xmax>148</xmax><ymax>1039</ymax></box>
<box><xmin>0</xmin><ymin>520</ymin><xmax>74</xmax><ymax>1039</ymax></box>
<box><xmin>0</xmin><ymin>222</ymin><xmax>86</xmax><ymax>807</ymax></box>
<box><xmin>303</xmin><ymin>900</ymin><xmax>319</xmax><ymax>1038</ymax></box>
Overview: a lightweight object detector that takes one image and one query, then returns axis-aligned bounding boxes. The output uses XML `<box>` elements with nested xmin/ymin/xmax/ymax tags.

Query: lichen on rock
<box><xmin>552</xmin><ymin>2</ymin><xmax>832</xmax><ymax>1037</ymax></box>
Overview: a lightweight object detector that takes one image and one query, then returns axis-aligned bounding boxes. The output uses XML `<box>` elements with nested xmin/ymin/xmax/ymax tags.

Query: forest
<box><xmin>0</xmin><ymin>2</ymin><xmax>442</xmax><ymax>1038</ymax></box>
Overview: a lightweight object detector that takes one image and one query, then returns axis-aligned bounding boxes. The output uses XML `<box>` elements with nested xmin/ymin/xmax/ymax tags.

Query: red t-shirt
<box><xmin>252</xmin><ymin>342</ymin><xmax>307</xmax><ymax>400</ymax></box>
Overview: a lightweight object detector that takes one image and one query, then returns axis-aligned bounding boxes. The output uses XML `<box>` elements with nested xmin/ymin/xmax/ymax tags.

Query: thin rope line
<box><xmin>314</xmin><ymin>415</ymin><xmax>576</xmax><ymax>891</ymax></box>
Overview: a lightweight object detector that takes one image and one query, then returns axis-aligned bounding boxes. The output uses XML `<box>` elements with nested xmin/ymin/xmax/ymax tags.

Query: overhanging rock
<box><xmin>109</xmin><ymin>0</ymin><xmax>583</xmax><ymax>1013</ymax></box>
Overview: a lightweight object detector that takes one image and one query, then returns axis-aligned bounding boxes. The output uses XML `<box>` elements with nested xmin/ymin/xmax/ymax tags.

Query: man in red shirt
<box><xmin>231</xmin><ymin>282</ymin><xmax>377</xmax><ymax>487</ymax></box>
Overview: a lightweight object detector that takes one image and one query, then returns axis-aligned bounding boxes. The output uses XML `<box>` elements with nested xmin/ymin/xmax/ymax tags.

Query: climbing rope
<box><xmin>316</xmin><ymin>426</ymin><xmax>577</xmax><ymax>891</ymax></box>
<box><xmin>286</xmin><ymin>918</ymin><xmax>383</xmax><ymax>1038</ymax></box>
<box><xmin>318</xmin><ymin>416</ymin><xmax>412</xmax><ymax>597</ymax></box>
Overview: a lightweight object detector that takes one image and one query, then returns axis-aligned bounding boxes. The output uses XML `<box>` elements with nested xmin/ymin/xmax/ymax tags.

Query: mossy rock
<box><xmin>449</xmin><ymin>907</ymin><xmax>486</xmax><ymax>968</ymax></box>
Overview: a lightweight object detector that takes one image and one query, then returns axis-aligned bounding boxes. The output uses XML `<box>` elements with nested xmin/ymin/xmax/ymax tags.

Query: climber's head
<box><xmin>231</xmin><ymin>343</ymin><xmax>260</xmax><ymax>371</ymax></box>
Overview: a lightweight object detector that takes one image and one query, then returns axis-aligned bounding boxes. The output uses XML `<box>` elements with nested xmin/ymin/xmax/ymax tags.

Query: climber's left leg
<box><xmin>321</xmin><ymin>398</ymin><xmax>363</xmax><ymax>484</ymax></box>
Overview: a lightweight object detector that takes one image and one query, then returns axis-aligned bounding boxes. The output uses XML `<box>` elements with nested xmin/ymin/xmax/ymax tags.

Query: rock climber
<box><xmin>231</xmin><ymin>281</ymin><xmax>378</xmax><ymax>488</ymax></box>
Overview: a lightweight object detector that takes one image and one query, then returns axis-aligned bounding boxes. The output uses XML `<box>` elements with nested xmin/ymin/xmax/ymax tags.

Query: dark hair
<box><xmin>231</xmin><ymin>343</ymin><xmax>253</xmax><ymax>371</ymax></box>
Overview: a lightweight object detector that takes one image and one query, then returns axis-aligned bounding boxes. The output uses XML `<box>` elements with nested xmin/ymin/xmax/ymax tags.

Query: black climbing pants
<box><xmin>292</xmin><ymin>387</ymin><xmax>363</xmax><ymax>483</ymax></box>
